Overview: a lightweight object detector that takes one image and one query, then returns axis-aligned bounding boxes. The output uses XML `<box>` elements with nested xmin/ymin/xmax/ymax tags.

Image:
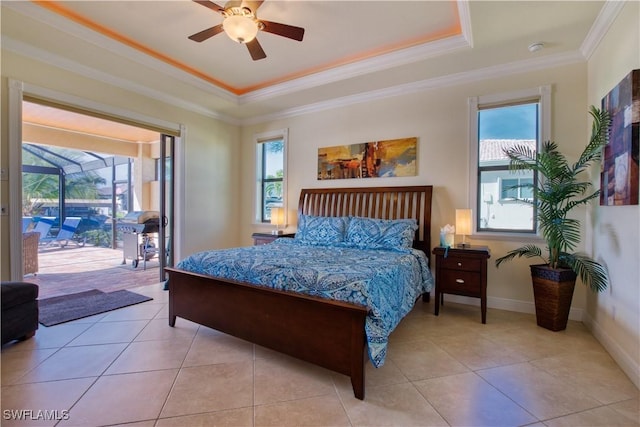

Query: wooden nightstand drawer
<box><xmin>254</xmin><ymin>236</ymin><xmax>275</xmax><ymax>245</ymax></box>
<box><xmin>252</xmin><ymin>233</ymin><xmax>296</xmax><ymax>246</ymax></box>
<box><xmin>439</xmin><ymin>256</ymin><xmax>481</xmax><ymax>272</ymax></box>
<box><xmin>439</xmin><ymin>269</ymin><xmax>481</xmax><ymax>297</ymax></box>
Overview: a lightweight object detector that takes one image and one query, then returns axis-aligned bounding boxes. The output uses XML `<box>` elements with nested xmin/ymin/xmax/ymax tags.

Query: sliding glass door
<box><xmin>158</xmin><ymin>134</ymin><xmax>175</xmax><ymax>281</ymax></box>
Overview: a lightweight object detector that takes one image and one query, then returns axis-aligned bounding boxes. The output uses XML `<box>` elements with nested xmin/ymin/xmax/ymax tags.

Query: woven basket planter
<box><xmin>530</xmin><ymin>264</ymin><xmax>577</xmax><ymax>331</ymax></box>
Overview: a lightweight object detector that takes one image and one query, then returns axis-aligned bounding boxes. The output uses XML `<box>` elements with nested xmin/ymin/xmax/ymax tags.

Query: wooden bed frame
<box><xmin>165</xmin><ymin>185</ymin><xmax>433</xmax><ymax>400</ymax></box>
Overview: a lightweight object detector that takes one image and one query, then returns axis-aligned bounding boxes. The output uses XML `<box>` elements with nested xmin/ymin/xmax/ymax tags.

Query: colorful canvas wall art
<box><xmin>600</xmin><ymin>69</ymin><xmax>639</xmax><ymax>206</ymax></box>
<box><xmin>317</xmin><ymin>137</ymin><xmax>417</xmax><ymax>180</ymax></box>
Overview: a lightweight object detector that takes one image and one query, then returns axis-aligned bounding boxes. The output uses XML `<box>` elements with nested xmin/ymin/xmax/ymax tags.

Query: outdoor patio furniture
<box><xmin>1</xmin><ymin>281</ymin><xmax>39</xmax><ymax>346</ymax></box>
<box><xmin>22</xmin><ymin>217</ymin><xmax>33</xmax><ymax>232</ymax></box>
<box><xmin>41</xmin><ymin>216</ymin><xmax>85</xmax><ymax>247</ymax></box>
<box><xmin>32</xmin><ymin>217</ymin><xmax>56</xmax><ymax>241</ymax></box>
<box><xmin>23</xmin><ymin>231</ymin><xmax>40</xmax><ymax>276</ymax></box>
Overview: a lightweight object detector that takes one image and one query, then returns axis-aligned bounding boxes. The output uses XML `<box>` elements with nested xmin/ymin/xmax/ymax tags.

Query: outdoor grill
<box><xmin>117</xmin><ymin>211</ymin><xmax>160</xmax><ymax>234</ymax></box>
<box><xmin>117</xmin><ymin>211</ymin><xmax>160</xmax><ymax>269</ymax></box>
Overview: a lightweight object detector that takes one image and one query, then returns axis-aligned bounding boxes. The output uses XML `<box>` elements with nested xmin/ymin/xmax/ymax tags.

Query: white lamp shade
<box><xmin>270</xmin><ymin>207</ymin><xmax>285</xmax><ymax>226</ymax></box>
<box><xmin>223</xmin><ymin>15</ymin><xmax>259</xmax><ymax>43</ymax></box>
<box><xmin>455</xmin><ymin>209</ymin><xmax>472</xmax><ymax>235</ymax></box>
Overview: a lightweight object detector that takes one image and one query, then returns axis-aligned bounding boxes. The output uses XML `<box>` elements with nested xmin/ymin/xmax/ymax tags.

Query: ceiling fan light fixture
<box><xmin>189</xmin><ymin>0</ymin><xmax>304</xmax><ymax>60</ymax></box>
<box><xmin>223</xmin><ymin>7</ymin><xmax>259</xmax><ymax>44</ymax></box>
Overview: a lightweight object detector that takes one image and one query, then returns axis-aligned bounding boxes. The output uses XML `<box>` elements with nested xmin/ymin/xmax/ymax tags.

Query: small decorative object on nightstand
<box><xmin>432</xmin><ymin>246</ymin><xmax>490</xmax><ymax>323</ymax></box>
<box><xmin>252</xmin><ymin>232</ymin><xmax>295</xmax><ymax>246</ymax></box>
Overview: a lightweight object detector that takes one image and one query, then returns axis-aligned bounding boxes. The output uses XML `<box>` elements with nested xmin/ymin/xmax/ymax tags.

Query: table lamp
<box><xmin>455</xmin><ymin>208</ymin><xmax>472</xmax><ymax>248</ymax></box>
<box><xmin>270</xmin><ymin>207</ymin><xmax>285</xmax><ymax>235</ymax></box>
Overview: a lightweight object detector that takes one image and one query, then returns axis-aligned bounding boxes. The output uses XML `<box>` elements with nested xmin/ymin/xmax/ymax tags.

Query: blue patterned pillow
<box><xmin>295</xmin><ymin>214</ymin><xmax>348</xmax><ymax>244</ymax></box>
<box><xmin>346</xmin><ymin>216</ymin><xmax>418</xmax><ymax>249</ymax></box>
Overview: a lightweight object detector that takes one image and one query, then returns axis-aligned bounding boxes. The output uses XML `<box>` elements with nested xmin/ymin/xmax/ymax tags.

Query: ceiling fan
<box><xmin>188</xmin><ymin>0</ymin><xmax>305</xmax><ymax>61</ymax></box>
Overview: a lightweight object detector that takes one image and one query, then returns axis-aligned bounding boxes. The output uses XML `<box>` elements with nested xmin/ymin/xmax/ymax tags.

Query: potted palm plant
<box><xmin>495</xmin><ymin>106</ymin><xmax>610</xmax><ymax>331</ymax></box>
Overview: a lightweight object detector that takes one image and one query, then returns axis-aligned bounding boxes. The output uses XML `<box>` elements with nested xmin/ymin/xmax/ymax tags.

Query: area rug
<box><xmin>38</xmin><ymin>289</ymin><xmax>153</xmax><ymax>326</ymax></box>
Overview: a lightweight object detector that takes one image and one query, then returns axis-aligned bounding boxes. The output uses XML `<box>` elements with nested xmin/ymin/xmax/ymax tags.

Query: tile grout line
<box><xmin>154</xmin><ymin>321</ymin><xmax>201</xmax><ymax>424</ymax></box>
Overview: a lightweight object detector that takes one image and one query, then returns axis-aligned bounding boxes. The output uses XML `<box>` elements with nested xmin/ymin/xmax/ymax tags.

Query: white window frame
<box><xmin>468</xmin><ymin>85</ymin><xmax>551</xmax><ymax>240</ymax></box>
<box><xmin>254</xmin><ymin>128</ymin><xmax>288</xmax><ymax>225</ymax></box>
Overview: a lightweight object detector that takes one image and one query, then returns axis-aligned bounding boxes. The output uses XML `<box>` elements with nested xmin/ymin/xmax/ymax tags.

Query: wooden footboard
<box><xmin>166</xmin><ymin>267</ymin><xmax>369</xmax><ymax>399</ymax></box>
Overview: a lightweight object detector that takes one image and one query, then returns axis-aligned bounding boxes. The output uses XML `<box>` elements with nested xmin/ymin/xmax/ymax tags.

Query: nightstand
<box><xmin>432</xmin><ymin>246</ymin><xmax>491</xmax><ymax>323</ymax></box>
<box><xmin>252</xmin><ymin>232</ymin><xmax>296</xmax><ymax>245</ymax></box>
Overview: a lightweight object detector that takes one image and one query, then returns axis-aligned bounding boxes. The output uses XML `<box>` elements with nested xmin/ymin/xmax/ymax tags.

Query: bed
<box><xmin>165</xmin><ymin>185</ymin><xmax>433</xmax><ymax>400</ymax></box>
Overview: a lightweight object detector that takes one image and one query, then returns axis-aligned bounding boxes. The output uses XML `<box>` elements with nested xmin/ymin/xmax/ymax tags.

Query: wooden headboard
<box><xmin>298</xmin><ymin>186</ymin><xmax>433</xmax><ymax>255</ymax></box>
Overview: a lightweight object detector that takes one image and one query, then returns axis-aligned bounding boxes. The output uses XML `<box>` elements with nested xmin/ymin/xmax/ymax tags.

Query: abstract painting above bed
<box><xmin>177</xmin><ymin>237</ymin><xmax>433</xmax><ymax>367</ymax></box>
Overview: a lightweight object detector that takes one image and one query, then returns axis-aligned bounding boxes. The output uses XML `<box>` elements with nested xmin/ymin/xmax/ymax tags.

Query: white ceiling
<box><xmin>2</xmin><ymin>0</ymin><xmax>614</xmax><ymax>134</ymax></box>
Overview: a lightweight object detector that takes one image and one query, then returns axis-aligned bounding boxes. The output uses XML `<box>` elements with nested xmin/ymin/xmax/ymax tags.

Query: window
<box><xmin>255</xmin><ymin>129</ymin><xmax>287</xmax><ymax>223</ymax></box>
<box><xmin>469</xmin><ymin>86</ymin><xmax>550</xmax><ymax>235</ymax></box>
<box><xmin>500</xmin><ymin>177</ymin><xmax>534</xmax><ymax>201</ymax></box>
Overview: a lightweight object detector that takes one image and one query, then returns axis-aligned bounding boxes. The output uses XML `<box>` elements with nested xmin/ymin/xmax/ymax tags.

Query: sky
<box><xmin>479</xmin><ymin>103</ymin><xmax>538</xmax><ymax>140</ymax></box>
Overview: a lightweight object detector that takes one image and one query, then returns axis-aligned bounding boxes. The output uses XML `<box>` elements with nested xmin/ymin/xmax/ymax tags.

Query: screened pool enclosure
<box><xmin>22</xmin><ymin>142</ymin><xmax>135</xmax><ymax>249</ymax></box>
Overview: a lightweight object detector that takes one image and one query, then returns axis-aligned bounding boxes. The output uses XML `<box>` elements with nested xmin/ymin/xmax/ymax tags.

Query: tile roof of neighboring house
<box><xmin>479</xmin><ymin>139</ymin><xmax>536</xmax><ymax>162</ymax></box>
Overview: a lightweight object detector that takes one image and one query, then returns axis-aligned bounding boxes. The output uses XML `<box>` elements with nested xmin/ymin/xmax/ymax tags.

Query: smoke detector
<box><xmin>528</xmin><ymin>42</ymin><xmax>545</xmax><ymax>53</ymax></box>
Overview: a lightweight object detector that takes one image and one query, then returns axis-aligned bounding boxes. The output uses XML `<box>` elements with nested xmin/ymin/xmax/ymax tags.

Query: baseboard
<box><xmin>441</xmin><ymin>294</ymin><xmax>584</xmax><ymax>321</ymax></box>
<box><xmin>583</xmin><ymin>311</ymin><xmax>640</xmax><ymax>389</ymax></box>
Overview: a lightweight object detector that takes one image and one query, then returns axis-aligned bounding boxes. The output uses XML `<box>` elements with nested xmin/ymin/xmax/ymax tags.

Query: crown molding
<box><xmin>457</xmin><ymin>0</ymin><xmax>474</xmax><ymax>48</ymax></box>
<box><xmin>580</xmin><ymin>0</ymin><xmax>626</xmax><ymax>60</ymax></box>
<box><xmin>2</xmin><ymin>36</ymin><xmax>241</xmax><ymax>126</ymax></box>
<box><xmin>3</xmin><ymin>0</ymin><xmax>471</xmax><ymax>105</ymax></box>
<box><xmin>2</xmin><ymin>1</ymin><xmax>239</xmax><ymax>104</ymax></box>
<box><xmin>5</xmin><ymin>28</ymin><xmax>586</xmax><ymax>129</ymax></box>
<box><xmin>242</xmin><ymin>50</ymin><xmax>586</xmax><ymax>126</ymax></box>
<box><xmin>4</xmin><ymin>0</ymin><xmax>602</xmax><ymax>128</ymax></box>
<box><xmin>238</xmin><ymin>34</ymin><xmax>471</xmax><ymax>105</ymax></box>
<box><xmin>239</xmin><ymin>1</ymin><xmax>474</xmax><ymax>105</ymax></box>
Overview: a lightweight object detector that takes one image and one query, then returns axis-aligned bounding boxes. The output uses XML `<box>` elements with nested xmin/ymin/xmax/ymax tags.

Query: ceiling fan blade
<box><xmin>260</xmin><ymin>20</ymin><xmax>304</xmax><ymax>41</ymax></box>
<box><xmin>191</xmin><ymin>0</ymin><xmax>225</xmax><ymax>14</ymax></box>
<box><xmin>188</xmin><ymin>24</ymin><xmax>224</xmax><ymax>42</ymax></box>
<box><xmin>246</xmin><ymin>38</ymin><xmax>267</xmax><ymax>61</ymax></box>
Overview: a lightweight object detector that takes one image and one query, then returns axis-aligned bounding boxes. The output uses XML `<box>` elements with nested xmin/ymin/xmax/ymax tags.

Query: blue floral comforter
<box><xmin>176</xmin><ymin>238</ymin><xmax>433</xmax><ymax>367</ymax></box>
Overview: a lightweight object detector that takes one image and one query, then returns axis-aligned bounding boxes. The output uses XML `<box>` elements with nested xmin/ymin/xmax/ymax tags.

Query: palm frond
<box><xmin>504</xmin><ymin>144</ymin><xmax>537</xmax><ymax>172</ymax></box>
<box><xmin>495</xmin><ymin>245</ymin><xmax>545</xmax><ymax>268</ymax></box>
<box><xmin>537</xmin><ymin>141</ymin><xmax>571</xmax><ymax>181</ymax></box>
<box><xmin>574</xmin><ymin>106</ymin><xmax>610</xmax><ymax>171</ymax></box>
<box><xmin>561</xmin><ymin>253</ymin><xmax>608</xmax><ymax>292</ymax></box>
<box><xmin>560</xmin><ymin>191</ymin><xmax>600</xmax><ymax>217</ymax></box>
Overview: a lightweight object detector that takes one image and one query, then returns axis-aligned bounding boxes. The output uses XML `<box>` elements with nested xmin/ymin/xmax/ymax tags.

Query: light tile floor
<box><xmin>1</xmin><ymin>289</ymin><xmax>638</xmax><ymax>427</ymax></box>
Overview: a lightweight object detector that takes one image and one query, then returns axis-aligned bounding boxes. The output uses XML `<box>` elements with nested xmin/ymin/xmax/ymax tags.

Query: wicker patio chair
<box><xmin>22</xmin><ymin>231</ymin><xmax>40</xmax><ymax>276</ymax></box>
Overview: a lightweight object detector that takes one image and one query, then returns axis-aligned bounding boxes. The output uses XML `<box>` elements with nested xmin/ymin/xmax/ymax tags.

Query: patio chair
<box><xmin>32</xmin><ymin>217</ymin><xmax>56</xmax><ymax>241</ymax></box>
<box><xmin>41</xmin><ymin>217</ymin><xmax>85</xmax><ymax>248</ymax></box>
<box><xmin>22</xmin><ymin>217</ymin><xmax>33</xmax><ymax>232</ymax></box>
<box><xmin>22</xmin><ymin>231</ymin><xmax>40</xmax><ymax>275</ymax></box>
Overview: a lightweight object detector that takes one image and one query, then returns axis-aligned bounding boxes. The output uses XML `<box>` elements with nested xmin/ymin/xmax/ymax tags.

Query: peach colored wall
<box><xmin>241</xmin><ymin>62</ymin><xmax>591</xmax><ymax>315</ymax></box>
